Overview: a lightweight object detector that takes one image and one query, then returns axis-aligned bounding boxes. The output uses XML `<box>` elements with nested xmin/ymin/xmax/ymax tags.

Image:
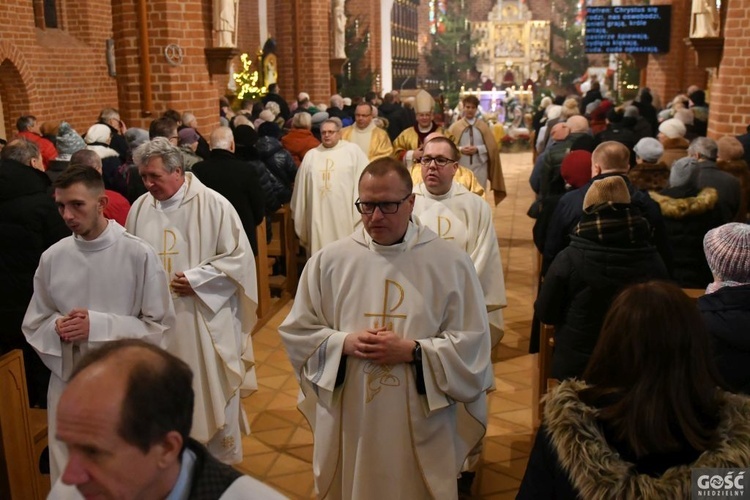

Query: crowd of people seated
<box><xmin>525</xmin><ymin>80</ymin><xmax>750</xmax><ymax>496</ymax></box>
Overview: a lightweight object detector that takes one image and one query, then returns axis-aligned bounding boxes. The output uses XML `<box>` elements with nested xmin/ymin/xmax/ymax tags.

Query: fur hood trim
<box><xmin>649</xmin><ymin>188</ymin><xmax>718</xmax><ymax>219</ymax></box>
<box><xmin>544</xmin><ymin>380</ymin><xmax>750</xmax><ymax>499</ymax></box>
<box><xmin>632</xmin><ymin>161</ymin><xmax>669</xmax><ymax>172</ymax></box>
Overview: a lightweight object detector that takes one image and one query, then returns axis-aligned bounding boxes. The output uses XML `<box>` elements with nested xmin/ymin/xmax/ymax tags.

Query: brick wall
<box><xmin>644</xmin><ymin>0</ymin><xmax>707</xmax><ymax>109</ymax></box>
<box><xmin>0</xmin><ymin>0</ymin><xmax>117</xmax><ymax>138</ymax></box>
<box><xmin>706</xmin><ymin>0</ymin><xmax>750</xmax><ymax>136</ymax></box>
<box><xmin>275</xmin><ymin>0</ymin><xmax>332</xmax><ymax>104</ymax></box>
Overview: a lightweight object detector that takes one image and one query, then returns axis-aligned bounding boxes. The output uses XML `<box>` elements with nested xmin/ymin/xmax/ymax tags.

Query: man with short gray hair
<box><xmin>689</xmin><ymin>136</ymin><xmax>741</xmax><ymax>222</ymax></box>
<box><xmin>126</xmin><ymin>137</ymin><xmax>259</xmax><ymax>465</ymax></box>
<box><xmin>290</xmin><ymin>118</ymin><xmax>369</xmax><ymax>255</ymax></box>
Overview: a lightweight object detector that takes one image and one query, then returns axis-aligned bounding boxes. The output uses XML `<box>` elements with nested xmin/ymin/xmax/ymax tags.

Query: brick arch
<box><xmin>0</xmin><ymin>41</ymin><xmax>35</xmax><ymax>137</ymax></box>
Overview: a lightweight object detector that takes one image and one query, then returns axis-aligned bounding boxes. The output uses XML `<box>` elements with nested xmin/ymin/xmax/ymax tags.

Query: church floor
<box><xmin>237</xmin><ymin>152</ymin><xmax>538</xmax><ymax>499</ymax></box>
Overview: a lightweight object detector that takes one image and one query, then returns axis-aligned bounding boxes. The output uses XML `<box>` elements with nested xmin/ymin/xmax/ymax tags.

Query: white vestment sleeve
<box><xmin>403</xmin><ymin>149</ymin><xmax>415</xmax><ymax>167</ymax></box>
<box><xmin>184</xmin><ymin>264</ymin><xmax>237</xmax><ymax>314</ymax></box>
<box><xmin>22</xmin><ymin>259</ymin><xmax>65</xmax><ymax>378</ymax></box>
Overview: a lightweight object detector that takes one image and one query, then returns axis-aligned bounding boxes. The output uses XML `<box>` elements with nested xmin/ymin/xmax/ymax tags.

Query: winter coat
<box><xmin>0</xmin><ymin>159</ymin><xmax>69</xmax><ymax>348</ymax></box>
<box><xmin>518</xmin><ymin>380</ymin><xmax>750</xmax><ymax>499</ymax></box>
<box><xmin>696</xmin><ymin>161</ymin><xmax>742</xmax><ymax>223</ymax></box>
<box><xmin>659</xmin><ymin>136</ymin><xmax>690</xmax><ymax>168</ymax></box>
<box><xmin>540</xmin><ymin>132</ymin><xmax>591</xmax><ymax>198</ymax></box>
<box><xmin>254</xmin><ymin>136</ymin><xmax>297</xmax><ymax>205</ymax></box>
<box><xmin>191</xmin><ymin>149</ymin><xmax>265</xmax><ymax>254</ymax></box>
<box><xmin>537</xmin><ymin>233</ymin><xmax>668</xmax><ymax>380</ymax></box>
<box><xmin>699</xmin><ymin>284</ymin><xmax>750</xmax><ymax>394</ymax></box>
<box><xmin>716</xmin><ymin>159</ymin><xmax>750</xmax><ymax>220</ymax></box>
<box><xmin>86</xmin><ymin>143</ymin><xmax>126</xmax><ymax>195</ymax></box>
<box><xmin>543</xmin><ymin>174</ymin><xmax>672</xmax><ymax>275</ymax></box>
<box><xmin>628</xmin><ymin>161</ymin><xmax>670</xmax><ymax>192</ymax></box>
<box><xmin>650</xmin><ymin>186</ymin><xmax>723</xmax><ymax>288</ymax></box>
<box><xmin>280</xmin><ymin>128</ymin><xmax>320</xmax><ymax>167</ymax></box>
<box><xmin>595</xmin><ymin>123</ymin><xmax>639</xmax><ymax>165</ymax></box>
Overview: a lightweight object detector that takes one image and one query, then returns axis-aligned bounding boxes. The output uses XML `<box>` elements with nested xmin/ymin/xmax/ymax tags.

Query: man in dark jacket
<box><xmin>262</xmin><ymin>83</ymin><xmax>291</xmax><ymax>121</ymax></box>
<box><xmin>0</xmin><ymin>139</ymin><xmax>69</xmax><ymax>406</ymax></box>
<box><xmin>537</xmin><ymin>115</ymin><xmax>593</xmax><ymax>199</ymax></box>
<box><xmin>544</xmin><ymin>141</ymin><xmax>672</xmax><ymax>275</ymax></box>
<box><xmin>192</xmin><ymin>127</ymin><xmax>265</xmax><ymax>254</ymax></box>
<box><xmin>689</xmin><ymin>137</ymin><xmax>742</xmax><ymax>223</ymax></box>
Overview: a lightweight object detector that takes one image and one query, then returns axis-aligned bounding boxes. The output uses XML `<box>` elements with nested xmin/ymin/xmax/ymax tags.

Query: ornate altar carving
<box><xmin>471</xmin><ymin>0</ymin><xmax>550</xmax><ymax>86</ymax></box>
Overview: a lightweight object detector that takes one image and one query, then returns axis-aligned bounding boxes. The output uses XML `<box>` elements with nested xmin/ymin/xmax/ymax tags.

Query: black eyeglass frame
<box><xmin>419</xmin><ymin>156</ymin><xmax>458</xmax><ymax>168</ymax></box>
<box><xmin>355</xmin><ymin>193</ymin><xmax>412</xmax><ymax>215</ymax></box>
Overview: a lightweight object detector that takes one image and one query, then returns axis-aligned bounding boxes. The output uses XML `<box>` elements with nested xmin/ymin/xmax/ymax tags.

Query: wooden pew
<box><xmin>0</xmin><ymin>350</ymin><xmax>49</xmax><ymax>500</ymax></box>
<box><xmin>267</xmin><ymin>205</ymin><xmax>299</xmax><ymax>296</ymax></box>
<box><xmin>534</xmin><ymin>322</ymin><xmax>557</xmax><ymax>427</ymax></box>
<box><xmin>682</xmin><ymin>288</ymin><xmax>705</xmax><ymax>301</ymax></box>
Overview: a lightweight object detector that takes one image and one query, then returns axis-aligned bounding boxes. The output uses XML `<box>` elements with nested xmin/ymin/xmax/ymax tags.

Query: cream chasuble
<box><xmin>341</xmin><ymin>123</ymin><xmax>394</xmax><ymax>161</ymax></box>
<box><xmin>23</xmin><ymin>220</ymin><xmax>175</xmax><ymax>482</ymax></box>
<box><xmin>290</xmin><ymin>140</ymin><xmax>369</xmax><ymax>255</ymax></box>
<box><xmin>412</xmin><ymin>182</ymin><xmax>507</xmax><ymax>347</ymax></box>
<box><xmin>279</xmin><ymin>221</ymin><xmax>493</xmax><ymax>499</ymax></box>
<box><xmin>126</xmin><ymin>173</ymin><xmax>258</xmax><ymax>463</ymax></box>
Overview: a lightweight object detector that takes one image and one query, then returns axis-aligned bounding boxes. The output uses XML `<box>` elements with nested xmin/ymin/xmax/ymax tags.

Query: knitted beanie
<box><xmin>178</xmin><ymin>127</ymin><xmax>200</xmax><ymax>146</ymax></box>
<box><xmin>561</xmin><ymin>150</ymin><xmax>593</xmax><ymax>189</ymax></box>
<box><xmin>704</xmin><ymin>223</ymin><xmax>750</xmax><ymax>282</ymax></box>
<box><xmin>55</xmin><ymin>122</ymin><xmax>86</xmax><ymax>156</ymax></box>
<box><xmin>583</xmin><ymin>176</ymin><xmax>631</xmax><ymax>212</ymax></box>
<box><xmin>633</xmin><ymin>137</ymin><xmax>664</xmax><ymax>163</ymax></box>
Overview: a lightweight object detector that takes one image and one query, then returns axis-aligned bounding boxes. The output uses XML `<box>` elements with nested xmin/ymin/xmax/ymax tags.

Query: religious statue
<box><xmin>333</xmin><ymin>0</ymin><xmax>347</xmax><ymax>59</ymax></box>
<box><xmin>690</xmin><ymin>0</ymin><xmax>720</xmax><ymax>37</ymax></box>
<box><xmin>213</xmin><ymin>0</ymin><xmax>238</xmax><ymax>47</ymax></box>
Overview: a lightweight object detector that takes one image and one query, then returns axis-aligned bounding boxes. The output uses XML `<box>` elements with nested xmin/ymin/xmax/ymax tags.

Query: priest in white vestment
<box><xmin>280</xmin><ymin>158</ymin><xmax>494</xmax><ymax>499</ymax></box>
<box><xmin>290</xmin><ymin>118</ymin><xmax>369</xmax><ymax>256</ymax></box>
<box><xmin>125</xmin><ymin>138</ymin><xmax>258</xmax><ymax>464</ymax></box>
<box><xmin>412</xmin><ymin>136</ymin><xmax>507</xmax><ymax>347</ymax></box>
<box><xmin>23</xmin><ymin>166</ymin><xmax>175</xmax><ymax>482</ymax></box>
<box><xmin>340</xmin><ymin>103</ymin><xmax>394</xmax><ymax>161</ymax></box>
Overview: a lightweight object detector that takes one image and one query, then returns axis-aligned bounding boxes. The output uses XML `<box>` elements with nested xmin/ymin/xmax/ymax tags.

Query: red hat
<box><xmin>561</xmin><ymin>150</ymin><xmax>592</xmax><ymax>189</ymax></box>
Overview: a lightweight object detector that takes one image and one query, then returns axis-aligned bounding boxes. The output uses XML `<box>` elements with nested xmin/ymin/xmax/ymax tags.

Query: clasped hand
<box><xmin>55</xmin><ymin>308</ymin><xmax>90</xmax><ymax>342</ymax></box>
<box><xmin>344</xmin><ymin>327</ymin><xmax>413</xmax><ymax>365</ymax></box>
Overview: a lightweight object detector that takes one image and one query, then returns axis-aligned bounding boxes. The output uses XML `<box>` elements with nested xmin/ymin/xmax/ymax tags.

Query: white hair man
<box><xmin>126</xmin><ymin>137</ymin><xmax>258</xmax><ymax>465</ymax></box>
<box><xmin>290</xmin><ymin>118</ymin><xmax>369</xmax><ymax>255</ymax></box>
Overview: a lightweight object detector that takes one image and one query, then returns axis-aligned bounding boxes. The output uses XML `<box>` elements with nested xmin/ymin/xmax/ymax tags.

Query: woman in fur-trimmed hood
<box><xmin>650</xmin><ymin>157</ymin><xmax>724</xmax><ymax>288</ymax></box>
<box><xmin>519</xmin><ymin>281</ymin><xmax>750</xmax><ymax>499</ymax></box>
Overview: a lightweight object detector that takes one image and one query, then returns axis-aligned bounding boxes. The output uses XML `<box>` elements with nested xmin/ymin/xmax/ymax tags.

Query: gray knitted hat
<box><xmin>55</xmin><ymin>122</ymin><xmax>86</xmax><ymax>156</ymax></box>
<box><xmin>634</xmin><ymin>137</ymin><xmax>664</xmax><ymax>163</ymax></box>
<box><xmin>704</xmin><ymin>223</ymin><xmax>750</xmax><ymax>282</ymax></box>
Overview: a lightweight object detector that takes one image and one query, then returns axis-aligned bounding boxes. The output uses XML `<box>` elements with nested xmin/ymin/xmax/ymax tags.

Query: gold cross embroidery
<box><xmin>158</xmin><ymin>229</ymin><xmax>178</xmax><ymax>275</ymax></box>
<box><xmin>320</xmin><ymin>158</ymin><xmax>334</xmax><ymax>196</ymax></box>
<box><xmin>364</xmin><ymin>279</ymin><xmax>407</xmax><ymax>330</ymax></box>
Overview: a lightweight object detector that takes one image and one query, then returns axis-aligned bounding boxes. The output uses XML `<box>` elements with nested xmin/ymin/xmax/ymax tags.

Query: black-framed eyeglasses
<box><xmin>355</xmin><ymin>194</ymin><xmax>412</xmax><ymax>214</ymax></box>
<box><xmin>419</xmin><ymin>156</ymin><xmax>456</xmax><ymax>168</ymax></box>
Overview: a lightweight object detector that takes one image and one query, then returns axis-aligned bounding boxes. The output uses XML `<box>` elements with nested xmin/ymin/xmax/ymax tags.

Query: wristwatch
<box><xmin>411</xmin><ymin>341</ymin><xmax>422</xmax><ymax>364</ymax></box>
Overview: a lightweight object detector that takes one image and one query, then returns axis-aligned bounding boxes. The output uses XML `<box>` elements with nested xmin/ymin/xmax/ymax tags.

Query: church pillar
<box><xmin>111</xmin><ymin>0</ymin><xmax>228</xmax><ymax>132</ymax></box>
<box><xmin>275</xmin><ymin>0</ymin><xmax>332</xmax><ymax>104</ymax></box>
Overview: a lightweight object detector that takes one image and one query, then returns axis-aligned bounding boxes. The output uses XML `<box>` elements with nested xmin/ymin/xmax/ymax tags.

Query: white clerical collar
<box><xmin>417</xmin><ymin>124</ymin><xmax>433</xmax><ymax>133</ymax></box>
<box><xmin>157</xmin><ymin>181</ymin><xmax>187</xmax><ymax>212</ymax></box>
<box><xmin>165</xmin><ymin>447</ymin><xmax>197</xmax><ymax>500</ymax></box>
<box><xmin>423</xmin><ymin>183</ymin><xmax>456</xmax><ymax>202</ymax></box>
<box><xmin>365</xmin><ymin>221</ymin><xmax>418</xmax><ymax>253</ymax></box>
<box><xmin>73</xmin><ymin>219</ymin><xmax>122</xmax><ymax>252</ymax></box>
